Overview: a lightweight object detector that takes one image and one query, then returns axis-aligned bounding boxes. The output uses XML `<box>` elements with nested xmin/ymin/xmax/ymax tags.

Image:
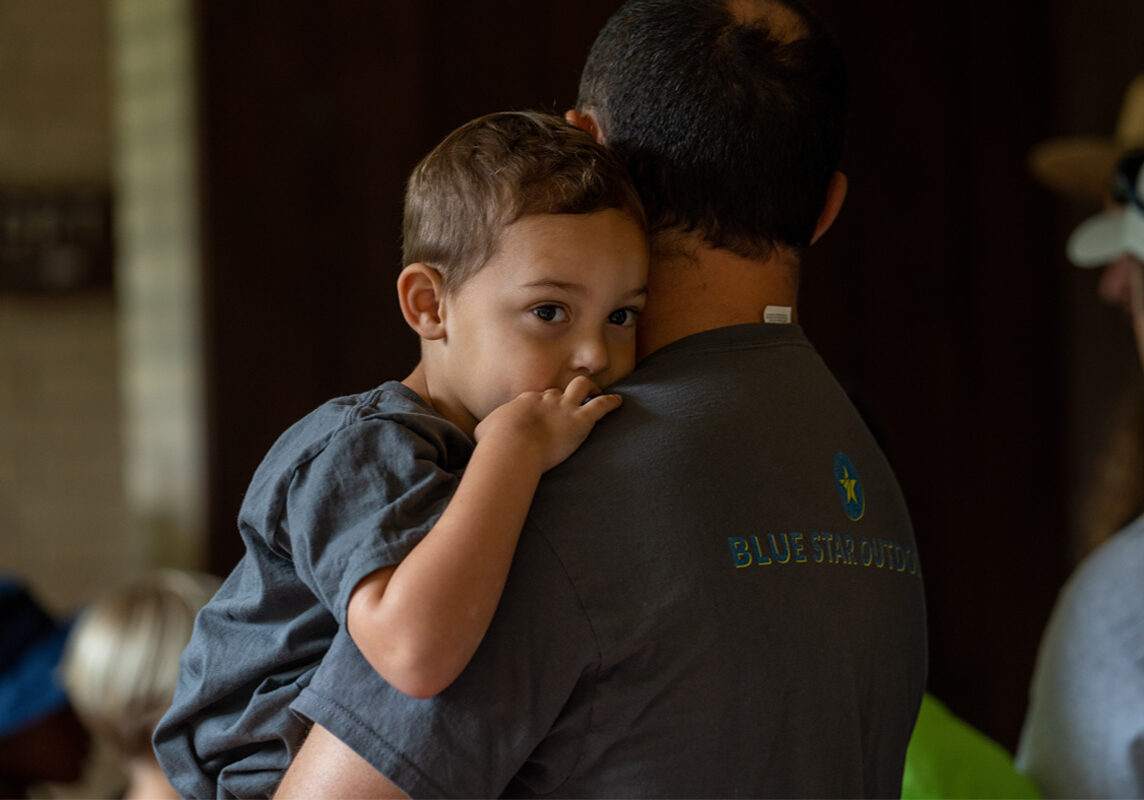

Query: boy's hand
<box><xmin>473</xmin><ymin>376</ymin><xmax>622</xmax><ymax>472</ymax></box>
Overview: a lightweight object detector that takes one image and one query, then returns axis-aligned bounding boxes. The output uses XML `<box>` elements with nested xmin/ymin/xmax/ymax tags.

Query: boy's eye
<box><xmin>532</xmin><ymin>305</ymin><xmax>567</xmax><ymax>322</ymax></box>
<box><xmin>608</xmin><ymin>307</ymin><xmax>639</xmax><ymax>326</ymax></box>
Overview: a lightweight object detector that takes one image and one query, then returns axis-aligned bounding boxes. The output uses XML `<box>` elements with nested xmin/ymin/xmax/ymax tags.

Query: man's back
<box><xmin>294</xmin><ymin>323</ymin><xmax>927</xmax><ymax>797</ymax></box>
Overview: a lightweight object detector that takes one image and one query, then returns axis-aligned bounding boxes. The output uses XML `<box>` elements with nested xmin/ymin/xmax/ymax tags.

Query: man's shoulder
<box><xmin>540</xmin><ymin>325</ymin><xmax>841</xmax><ymax>478</ymax></box>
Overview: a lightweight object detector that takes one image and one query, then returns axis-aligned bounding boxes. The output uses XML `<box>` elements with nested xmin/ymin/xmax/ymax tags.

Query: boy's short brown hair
<box><xmin>403</xmin><ymin>110</ymin><xmax>646</xmax><ymax>292</ymax></box>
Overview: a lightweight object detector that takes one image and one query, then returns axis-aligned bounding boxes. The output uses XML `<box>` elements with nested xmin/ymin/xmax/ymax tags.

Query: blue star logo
<box><xmin>834</xmin><ymin>452</ymin><xmax>865</xmax><ymax>521</ymax></box>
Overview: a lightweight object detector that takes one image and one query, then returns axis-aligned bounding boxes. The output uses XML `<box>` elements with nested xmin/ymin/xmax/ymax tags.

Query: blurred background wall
<box><xmin>0</xmin><ymin>0</ymin><xmax>125</xmax><ymax>613</ymax></box>
<box><xmin>1</xmin><ymin>0</ymin><xmax>202</xmax><ymax>615</ymax></box>
<box><xmin>3</xmin><ymin>0</ymin><xmax>1143</xmax><ymax>763</ymax></box>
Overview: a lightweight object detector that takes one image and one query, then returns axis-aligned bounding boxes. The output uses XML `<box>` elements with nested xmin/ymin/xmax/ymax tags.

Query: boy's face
<box><xmin>431</xmin><ymin>209</ymin><xmax>648</xmax><ymax>433</ymax></box>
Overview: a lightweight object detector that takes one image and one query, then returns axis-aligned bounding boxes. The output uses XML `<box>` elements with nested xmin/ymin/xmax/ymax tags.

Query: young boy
<box><xmin>152</xmin><ymin>111</ymin><xmax>649</xmax><ymax>799</ymax></box>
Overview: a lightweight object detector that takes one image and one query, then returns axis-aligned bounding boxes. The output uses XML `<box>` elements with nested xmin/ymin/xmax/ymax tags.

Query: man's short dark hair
<box><xmin>577</xmin><ymin>0</ymin><xmax>847</xmax><ymax>259</ymax></box>
<box><xmin>403</xmin><ymin>111</ymin><xmax>646</xmax><ymax>292</ymax></box>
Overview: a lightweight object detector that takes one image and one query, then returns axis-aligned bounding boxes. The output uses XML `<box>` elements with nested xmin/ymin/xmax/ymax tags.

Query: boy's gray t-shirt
<box><xmin>294</xmin><ymin>323</ymin><xmax>929</xmax><ymax>798</ymax></box>
<box><xmin>153</xmin><ymin>381</ymin><xmax>472</xmax><ymax>800</ymax></box>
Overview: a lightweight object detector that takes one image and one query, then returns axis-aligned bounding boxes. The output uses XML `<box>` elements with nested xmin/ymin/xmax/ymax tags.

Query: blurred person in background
<box><xmin>0</xmin><ymin>576</ymin><xmax>90</xmax><ymax>798</ymax></box>
<box><xmin>1016</xmin><ymin>144</ymin><xmax>1144</xmax><ymax>796</ymax></box>
<box><xmin>1028</xmin><ymin>73</ymin><xmax>1144</xmax><ymax>561</ymax></box>
<box><xmin>61</xmin><ymin>568</ymin><xmax>220</xmax><ymax>800</ymax></box>
<box><xmin>894</xmin><ymin>83</ymin><xmax>1144</xmax><ymax>798</ymax></box>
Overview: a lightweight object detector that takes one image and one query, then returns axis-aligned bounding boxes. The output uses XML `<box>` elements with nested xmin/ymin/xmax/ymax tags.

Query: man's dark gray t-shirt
<box><xmin>294</xmin><ymin>323</ymin><xmax>929</xmax><ymax>798</ymax></box>
<box><xmin>153</xmin><ymin>382</ymin><xmax>472</xmax><ymax>799</ymax></box>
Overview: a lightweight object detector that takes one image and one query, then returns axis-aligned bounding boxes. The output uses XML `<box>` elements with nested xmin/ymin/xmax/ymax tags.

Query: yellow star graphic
<box><xmin>840</xmin><ymin>467</ymin><xmax>858</xmax><ymax>503</ymax></box>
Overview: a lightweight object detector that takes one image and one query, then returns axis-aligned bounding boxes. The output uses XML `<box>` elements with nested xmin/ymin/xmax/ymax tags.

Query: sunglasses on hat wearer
<box><xmin>1112</xmin><ymin>149</ymin><xmax>1144</xmax><ymax>211</ymax></box>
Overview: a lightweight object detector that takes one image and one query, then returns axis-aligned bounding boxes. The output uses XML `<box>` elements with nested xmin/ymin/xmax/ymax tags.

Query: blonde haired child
<box><xmin>62</xmin><ymin>569</ymin><xmax>220</xmax><ymax>800</ymax></box>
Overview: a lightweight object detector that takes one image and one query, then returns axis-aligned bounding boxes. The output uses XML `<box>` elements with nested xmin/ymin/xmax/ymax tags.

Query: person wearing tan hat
<box><xmin>1031</xmin><ymin>75</ymin><xmax>1144</xmax><ymax>564</ymax></box>
<box><xmin>1016</xmin><ymin>150</ymin><xmax>1144</xmax><ymax>797</ymax></box>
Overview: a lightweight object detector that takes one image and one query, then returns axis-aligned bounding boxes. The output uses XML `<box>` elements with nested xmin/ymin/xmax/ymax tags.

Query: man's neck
<box><xmin>636</xmin><ymin>235</ymin><xmax>800</xmax><ymax>360</ymax></box>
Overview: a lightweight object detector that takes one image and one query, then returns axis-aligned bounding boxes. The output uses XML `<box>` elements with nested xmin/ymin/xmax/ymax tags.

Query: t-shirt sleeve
<box><xmin>291</xmin><ymin>525</ymin><xmax>599</xmax><ymax>798</ymax></box>
<box><xmin>260</xmin><ymin>417</ymin><xmax>461</xmax><ymax>626</ymax></box>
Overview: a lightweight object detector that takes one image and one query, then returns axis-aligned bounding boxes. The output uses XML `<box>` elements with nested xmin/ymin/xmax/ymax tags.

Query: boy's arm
<box><xmin>275</xmin><ymin>722</ymin><xmax>405</xmax><ymax>799</ymax></box>
<box><xmin>346</xmin><ymin>375</ymin><xmax>619</xmax><ymax>699</ymax></box>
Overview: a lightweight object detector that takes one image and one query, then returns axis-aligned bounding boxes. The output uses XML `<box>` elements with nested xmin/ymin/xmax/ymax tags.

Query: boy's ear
<box><xmin>397</xmin><ymin>263</ymin><xmax>447</xmax><ymax>340</ymax></box>
<box><xmin>565</xmin><ymin>109</ymin><xmax>604</xmax><ymax>144</ymax></box>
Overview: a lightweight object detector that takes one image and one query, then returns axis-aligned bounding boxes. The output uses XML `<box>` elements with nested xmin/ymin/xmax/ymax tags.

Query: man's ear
<box><xmin>397</xmin><ymin>263</ymin><xmax>447</xmax><ymax>340</ymax></box>
<box><xmin>565</xmin><ymin>109</ymin><xmax>604</xmax><ymax>144</ymax></box>
<box><xmin>810</xmin><ymin>171</ymin><xmax>848</xmax><ymax>245</ymax></box>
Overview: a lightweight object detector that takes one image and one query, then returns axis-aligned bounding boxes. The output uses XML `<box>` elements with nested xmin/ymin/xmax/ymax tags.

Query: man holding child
<box><xmin>278</xmin><ymin>0</ymin><xmax>927</xmax><ymax>796</ymax></box>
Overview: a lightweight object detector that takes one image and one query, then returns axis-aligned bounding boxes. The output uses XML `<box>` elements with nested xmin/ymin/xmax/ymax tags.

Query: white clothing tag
<box><xmin>763</xmin><ymin>305</ymin><xmax>792</xmax><ymax>324</ymax></box>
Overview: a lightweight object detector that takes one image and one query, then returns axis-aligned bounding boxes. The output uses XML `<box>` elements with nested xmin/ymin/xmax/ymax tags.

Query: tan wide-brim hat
<box><xmin>1029</xmin><ymin>74</ymin><xmax>1144</xmax><ymax>203</ymax></box>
